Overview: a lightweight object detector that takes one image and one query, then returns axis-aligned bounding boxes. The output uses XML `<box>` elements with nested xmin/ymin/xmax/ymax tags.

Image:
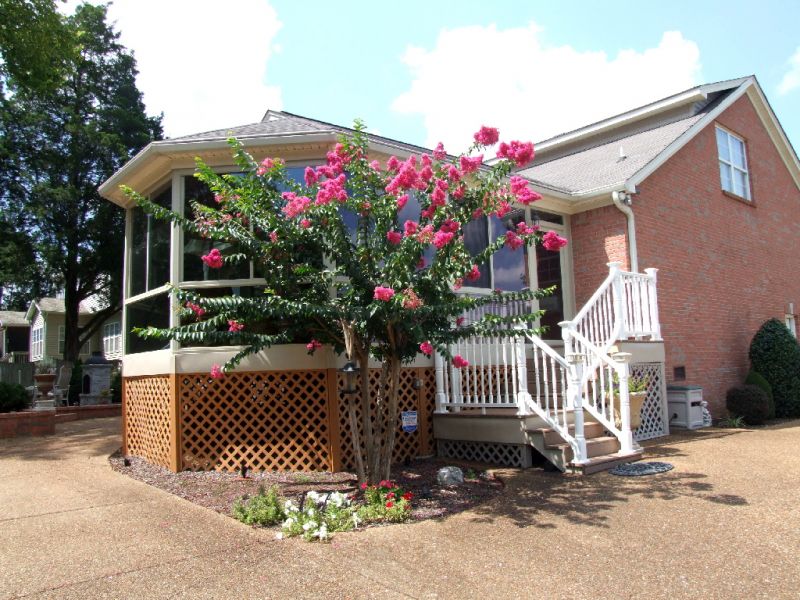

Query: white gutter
<box><xmin>611</xmin><ymin>190</ymin><xmax>638</xmax><ymax>273</ymax></box>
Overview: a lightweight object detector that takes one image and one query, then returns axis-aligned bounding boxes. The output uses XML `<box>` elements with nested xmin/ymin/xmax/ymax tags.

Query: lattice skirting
<box><xmin>631</xmin><ymin>362</ymin><xmax>669</xmax><ymax>441</ymax></box>
<box><xmin>123</xmin><ymin>367</ymin><xmax>435</xmax><ymax>473</ymax></box>
<box><xmin>437</xmin><ymin>439</ymin><xmax>532</xmax><ymax>468</ymax></box>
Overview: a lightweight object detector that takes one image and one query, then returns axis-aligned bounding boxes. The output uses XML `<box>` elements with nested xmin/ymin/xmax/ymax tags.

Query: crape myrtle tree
<box><xmin>125</xmin><ymin>123</ymin><xmax>568</xmax><ymax>483</ymax></box>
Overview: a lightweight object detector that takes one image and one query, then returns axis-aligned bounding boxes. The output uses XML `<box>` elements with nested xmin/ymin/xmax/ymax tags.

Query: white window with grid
<box><xmin>716</xmin><ymin>126</ymin><xmax>750</xmax><ymax>200</ymax></box>
<box><xmin>103</xmin><ymin>322</ymin><xmax>122</xmax><ymax>356</ymax></box>
<box><xmin>59</xmin><ymin>326</ymin><xmax>91</xmax><ymax>356</ymax></box>
<box><xmin>787</xmin><ymin>314</ymin><xmax>797</xmax><ymax>338</ymax></box>
<box><xmin>31</xmin><ymin>326</ymin><xmax>44</xmax><ymax>361</ymax></box>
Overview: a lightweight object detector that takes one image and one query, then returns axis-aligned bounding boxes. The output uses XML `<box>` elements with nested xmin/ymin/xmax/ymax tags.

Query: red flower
<box><xmin>385</xmin><ymin>501</ymin><xmax>394</xmax><ymax>509</ymax></box>
<box><xmin>386</xmin><ymin>492</ymin><xmax>395</xmax><ymax>500</ymax></box>
<box><xmin>402</xmin><ymin>492</ymin><xmax>413</xmax><ymax>501</ymax></box>
<box><xmin>360</xmin><ymin>482</ymin><xmax>368</xmax><ymax>490</ymax></box>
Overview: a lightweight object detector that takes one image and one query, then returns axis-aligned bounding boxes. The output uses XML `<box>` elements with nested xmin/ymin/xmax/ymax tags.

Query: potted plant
<box><xmin>33</xmin><ymin>359</ymin><xmax>57</xmax><ymax>397</ymax></box>
<box><xmin>611</xmin><ymin>374</ymin><xmax>648</xmax><ymax>430</ymax></box>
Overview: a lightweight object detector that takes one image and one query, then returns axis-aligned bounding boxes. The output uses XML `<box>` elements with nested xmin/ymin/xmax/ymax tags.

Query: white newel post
<box><xmin>644</xmin><ymin>267</ymin><xmax>662</xmax><ymax>341</ymax></box>
<box><xmin>611</xmin><ymin>350</ymin><xmax>635</xmax><ymax>454</ymax></box>
<box><xmin>607</xmin><ymin>262</ymin><xmax>627</xmax><ymax>340</ymax></box>
<box><xmin>566</xmin><ymin>351</ymin><xmax>588</xmax><ymax>464</ymax></box>
<box><xmin>434</xmin><ymin>350</ymin><xmax>447</xmax><ymax>413</ymax></box>
<box><xmin>514</xmin><ymin>331</ymin><xmax>532</xmax><ymax>415</ymax></box>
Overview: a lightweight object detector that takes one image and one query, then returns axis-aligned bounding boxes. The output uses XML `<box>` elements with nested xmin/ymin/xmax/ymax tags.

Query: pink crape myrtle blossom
<box><xmin>316</xmin><ymin>173</ymin><xmax>348</xmax><ymax>205</ymax></box>
<box><xmin>504</xmin><ymin>231</ymin><xmax>524</xmax><ymax>250</ymax></box>
<box><xmin>433</xmin><ymin>142</ymin><xmax>446</xmax><ymax>160</ymax></box>
<box><xmin>466</xmin><ymin>264</ymin><xmax>481</xmax><ymax>281</ymax></box>
<box><xmin>509</xmin><ymin>176</ymin><xmax>543</xmax><ymax>205</ymax></box>
<box><xmin>213</xmin><ymin>193</ymin><xmax>225</xmax><ymax>204</ymax></box>
<box><xmin>416</xmin><ymin>256</ymin><xmax>426</xmax><ymax>269</ymax></box>
<box><xmin>256</xmin><ymin>157</ymin><xmax>280</xmax><ymax>176</ymax></box>
<box><xmin>186</xmin><ymin>302</ymin><xmax>205</xmax><ymax>318</ymax></box>
<box><xmin>269</xmin><ymin>231</ymin><xmax>278</xmax><ymax>243</ymax></box>
<box><xmin>386</xmin><ymin>157</ymin><xmax>424</xmax><ymax>194</ymax></box>
<box><xmin>304</xmin><ymin>166</ymin><xmax>318</xmax><ymax>187</ymax></box>
<box><xmin>453</xmin><ymin>278</ymin><xmax>463</xmax><ymax>290</ymax></box>
<box><xmin>474</xmin><ymin>126</ymin><xmax>499</xmax><ymax>146</ymax></box>
<box><xmin>386</xmin><ymin>230</ymin><xmax>402</xmax><ymax>245</ymax></box>
<box><xmin>494</xmin><ymin>201</ymin><xmax>512</xmax><ymax>218</ymax></box>
<box><xmin>402</xmin><ymin>288</ymin><xmax>423</xmax><ymax>309</ymax></box>
<box><xmin>281</xmin><ymin>192</ymin><xmax>312</xmax><ymax>218</ymax></box>
<box><xmin>432</xmin><ymin>230</ymin><xmax>455</xmax><ymax>249</ymax></box>
<box><xmin>440</xmin><ymin>219</ymin><xmax>460</xmax><ymax>233</ymax></box>
<box><xmin>228</xmin><ymin>320</ymin><xmax>244</xmax><ymax>332</ymax></box>
<box><xmin>416</xmin><ymin>224</ymin><xmax>434</xmax><ymax>244</ymax></box>
<box><xmin>210</xmin><ymin>364</ymin><xmax>224</xmax><ymax>379</ymax></box>
<box><xmin>373</xmin><ymin>286</ymin><xmax>395</xmax><ymax>301</ymax></box>
<box><xmin>403</xmin><ymin>220</ymin><xmax>418</xmax><ymax>237</ymax></box>
<box><xmin>542</xmin><ymin>230</ymin><xmax>568</xmax><ymax>251</ymax></box>
<box><xmin>419</xmin><ymin>341</ymin><xmax>433</xmax><ymax>356</ymax></box>
<box><xmin>516</xmin><ymin>221</ymin><xmax>538</xmax><ymax>235</ymax></box>
<box><xmin>300</xmin><ymin>218</ymin><xmax>312</xmax><ymax>229</ymax></box>
<box><xmin>201</xmin><ymin>248</ymin><xmax>223</xmax><ymax>268</ymax></box>
<box><xmin>396</xmin><ymin>194</ymin><xmax>409</xmax><ymax>210</ymax></box>
<box><xmin>459</xmin><ymin>155</ymin><xmax>483</xmax><ymax>174</ymax></box>
<box><xmin>306</xmin><ymin>339</ymin><xmax>323</xmax><ymax>353</ymax></box>
<box><xmin>453</xmin><ymin>355</ymin><xmax>469</xmax><ymax>369</ymax></box>
<box><xmin>447</xmin><ymin>165</ymin><xmax>462</xmax><ymax>183</ymax></box>
<box><xmin>386</xmin><ymin>156</ymin><xmax>401</xmax><ymax>171</ymax></box>
<box><xmin>456</xmin><ymin>317</ymin><xmax>466</xmax><ymax>326</ymax></box>
<box><xmin>369</xmin><ymin>159</ymin><xmax>381</xmax><ymax>171</ymax></box>
<box><xmin>497</xmin><ymin>140</ymin><xmax>535</xmax><ymax>167</ymax></box>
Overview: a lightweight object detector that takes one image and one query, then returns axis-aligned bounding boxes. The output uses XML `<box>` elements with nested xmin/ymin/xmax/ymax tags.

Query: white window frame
<box><xmin>102</xmin><ymin>322</ymin><xmax>122</xmax><ymax>355</ymax></box>
<box><xmin>31</xmin><ymin>326</ymin><xmax>44</xmax><ymax>361</ymax></box>
<box><xmin>786</xmin><ymin>314</ymin><xmax>797</xmax><ymax>338</ymax></box>
<box><xmin>59</xmin><ymin>325</ymin><xmax>91</xmax><ymax>356</ymax></box>
<box><xmin>716</xmin><ymin>125</ymin><xmax>751</xmax><ymax>200</ymax></box>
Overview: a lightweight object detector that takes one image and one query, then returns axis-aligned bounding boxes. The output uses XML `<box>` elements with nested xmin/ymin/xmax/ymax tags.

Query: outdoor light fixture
<box><xmin>531</xmin><ymin>211</ymin><xmax>540</xmax><ymax>228</ymax></box>
<box><xmin>339</xmin><ymin>361</ymin><xmax>358</xmax><ymax>395</ymax></box>
<box><xmin>413</xmin><ymin>378</ymin><xmax>423</xmax><ymax>390</ymax></box>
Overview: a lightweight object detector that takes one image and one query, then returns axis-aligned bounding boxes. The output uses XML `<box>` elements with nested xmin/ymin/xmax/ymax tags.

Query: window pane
<box><xmin>536</xmin><ymin>245</ymin><xmax>564</xmax><ymax>340</ymax></box>
<box><xmin>130</xmin><ymin>207</ymin><xmax>147</xmax><ymax>296</ymax></box>
<box><xmin>719</xmin><ymin>162</ymin><xmax>733</xmax><ymax>193</ymax></box>
<box><xmin>730</xmin><ymin>137</ymin><xmax>746</xmax><ymax>169</ymax></box>
<box><xmin>716</xmin><ymin>128</ymin><xmax>730</xmax><ymax>161</ymax></box>
<box><xmin>463</xmin><ymin>216</ymin><xmax>491</xmax><ymax>288</ymax></box>
<box><xmin>148</xmin><ymin>187</ymin><xmax>172</xmax><ymax>290</ymax></box>
<box><xmin>734</xmin><ymin>169</ymin><xmax>749</xmax><ymax>199</ymax></box>
<box><xmin>183</xmin><ymin>176</ymin><xmax>250</xmax><ymax>281</ymax></box>
<box><xmin>126</xmin><ymin>293</ymin><xmax>171</xmax><ymax>354</ymax></box>
<box><xmin>491</xmin><ymin>210</ymin><xmax>528</xmax><ymax>291</ymax></box>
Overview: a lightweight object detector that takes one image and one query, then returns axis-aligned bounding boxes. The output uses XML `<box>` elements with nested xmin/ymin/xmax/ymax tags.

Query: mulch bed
<box><xmin>109</xmin><ymin>451</ymin><xmax>505</xmax><ymax>523</ymax></box>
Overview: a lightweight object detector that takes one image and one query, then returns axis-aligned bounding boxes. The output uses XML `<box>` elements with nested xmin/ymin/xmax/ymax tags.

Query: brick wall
<box><xmin>570</xmin><ymin>204</ymin><xmax>629</xmax><ymax>308</ymax></box>
<box><xmin>632</xmin><ymin>94</ymin><xmax>800</xmax><ymax>415</ymax></box>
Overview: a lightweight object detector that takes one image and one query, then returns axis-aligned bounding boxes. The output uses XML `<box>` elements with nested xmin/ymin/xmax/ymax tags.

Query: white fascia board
<box><xmin>625</xmin><ymin>78</ymin><xmax>754</xmax><ymax>192</ymax></box>
<box><xmin>745</xmin><ymin>85</ymin><xmax>800</xmax><ymax>191</ymax></box>
<box><xmin>99</xmin><ymin>131</ymin><xmax>340</xmax><ymax>202</ymax></box>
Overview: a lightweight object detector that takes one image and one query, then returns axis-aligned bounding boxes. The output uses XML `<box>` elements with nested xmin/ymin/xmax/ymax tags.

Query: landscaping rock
<box><xmin>437</xmin><ymin>466</ymin><xmax>464</xmax><ymax>486</ymax></box>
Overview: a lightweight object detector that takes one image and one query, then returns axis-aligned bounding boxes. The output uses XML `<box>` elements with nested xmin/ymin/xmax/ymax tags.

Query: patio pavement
<box><xmin>1</xmin><ymin>417</ymin><xmax>799</xmax><ymax>599</ymax></box>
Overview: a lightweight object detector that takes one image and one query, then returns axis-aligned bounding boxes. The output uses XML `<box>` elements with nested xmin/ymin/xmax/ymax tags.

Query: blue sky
<box><xmin>77</xmin><ymin>0</ymin><xmax>800</xmax><ymax>153</ymax></box>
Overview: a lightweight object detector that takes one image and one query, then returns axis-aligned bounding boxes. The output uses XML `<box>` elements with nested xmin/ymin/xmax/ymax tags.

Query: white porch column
<box><xmin>644</xmin><ymin>267</ymin><xmax>662</xmax><ymax>341</ymax></box>
<box><xmin>434</xmin><ymin>350</ymin><xmax>447</xmax><ymax>414</ymax></box>
<box><xmin>514</xmin><ymin>332</ymin><xmax>532</xmax><ymax>416</ymax></box>
<box><xmin>611</xmin><ymin>350</ymin><xmax>635</xmax><ymax>454</ymax></box>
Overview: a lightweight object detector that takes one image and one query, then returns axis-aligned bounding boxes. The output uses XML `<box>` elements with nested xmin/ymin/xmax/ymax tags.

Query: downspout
<box><xmin>611</xmin><ymin>190</ymin><xmax>639</xmax><ymax>273</ymax></box>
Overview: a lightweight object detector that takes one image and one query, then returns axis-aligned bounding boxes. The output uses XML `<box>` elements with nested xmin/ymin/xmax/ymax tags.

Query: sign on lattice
<box><xmin>631</xmin><ymin>362</ymin><xmax>669</xmax><ymax>441</ymax></box>
<box><xmin>124</xmin><ymin>376</ymin><xmax>172</xmax><ymax>468</ymax></box>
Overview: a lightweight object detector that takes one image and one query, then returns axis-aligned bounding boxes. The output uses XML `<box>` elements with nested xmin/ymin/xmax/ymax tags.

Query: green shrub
<box><xmin>232</xmin><ymin>486</ymin><xmax>286</xmax><ymax>526</ymax></box>
<box><xmin>110</xmin><ymin>369</ymin><xmax>122</xmax><ymax>404</ymax></box>
<box><xmin>749</xmin><ymin>319</ymin><xmax>800</xmax><ymax>417</ymax></box>
<box><xmin>0</xmin><ymin>382</ymin><xmax>29</xmax><ymax>413</ymax></box>
<box><xmin>726</xmin><ymin>385</ymin><xmax>770</xmax><ymax>425</ymax></box>
<box><xmin>745</xmin><ymin>370</ymin><xmax>774</xmax><ymax>418</ymax></box>
<box><xmin>68</xmin><ymin>359</ymin><xmax>82</xmax><ymax>406</ymax></box>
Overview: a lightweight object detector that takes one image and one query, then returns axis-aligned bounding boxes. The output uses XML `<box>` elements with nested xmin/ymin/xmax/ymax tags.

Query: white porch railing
<box><xmin>435</xmin><ymin>262</ymin><xmax>661</xmax><ymax>465</ymax></box>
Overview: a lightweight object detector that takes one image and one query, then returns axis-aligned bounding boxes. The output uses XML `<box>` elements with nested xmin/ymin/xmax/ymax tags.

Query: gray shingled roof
<box><xmin>0</xmin><ymin>311</ymin><xmax>28</xmax><ymax>328</ymax></box>
<box><xmin>168</xmin><ymin>112</ymin><xmax>334</xmax><ymax>142</ymax></box>
<box><xmin>34</xmin><ymin>298</ymin><xmax>98</xmax><ymax>314</ymax></box>
<box><xmin>519</xmin><ymin>113</ymin><xmax>705</xmax><ymax>195</ymax></box>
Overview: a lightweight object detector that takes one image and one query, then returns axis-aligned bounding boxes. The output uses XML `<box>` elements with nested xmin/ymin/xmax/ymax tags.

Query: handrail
<box><xmin>571</xmin><ymin>269</ymin><xmax>615</xmax><ymax>326</ymax></box>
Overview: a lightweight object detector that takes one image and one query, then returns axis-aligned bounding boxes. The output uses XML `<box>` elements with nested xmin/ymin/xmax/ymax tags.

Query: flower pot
<box><xmin>33</xmin><ymin>373</ymin><xmax>56</xmax><ymax>396</ymax></box>
<box><xmin>613</xmin><ymin>391</ymin><xmax>647</xmax><ymax>430</ymax></box>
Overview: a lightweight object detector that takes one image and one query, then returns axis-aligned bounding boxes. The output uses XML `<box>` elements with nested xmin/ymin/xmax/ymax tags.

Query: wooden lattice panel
<box><xmin>179</xmin><ymin>370</ymin><xmax>332</xmax><ymax>472</ymax></box>
<box><xmin>337</xmin><ymin>367</ymin><xmax>436</xmax><ymax>471</ymax></box>
<box><xmin>632</xmin><ymin>362</ymin><xmax>669</xmax><ymax>441</ymax></box>
<box><xmin>437</xmin><ymin>439</ymin><xmax>530</xmax><ymax>467</ymax></box>
<box><xmin>124</xmin><ymin>376</ymin><xmax>172</xmax><ymax>469</ymax></box>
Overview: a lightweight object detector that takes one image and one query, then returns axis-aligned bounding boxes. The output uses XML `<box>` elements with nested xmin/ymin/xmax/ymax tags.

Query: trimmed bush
<box><xmin>745</xmin><ymin>370</ymin><xmax>774</xmax><ymax>418</ymax></box>
<box><xmin>0</xmin><ymin>382</ymin><xmax>29</xmax><ymax>413</ymax></box>
<box><xmin>68</xmin><ymin>360</ymin><xmax>82</xmax><ymax>406</ymax></box>
<box><xmin>726</xmin><ymin>385</ymin><xmax>770</xmax><ymax>425</ymax></box>
<box><xmin>749</xmin><ymin>319</ymin><xmax>800</xmax><ymax>418</ymax></box>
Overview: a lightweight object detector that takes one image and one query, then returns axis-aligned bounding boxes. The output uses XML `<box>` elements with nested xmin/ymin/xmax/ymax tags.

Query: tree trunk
<box><xmin>379</xmin><ymin>356</ymin><xmax>402</xmax><ymax>480</ymax></box>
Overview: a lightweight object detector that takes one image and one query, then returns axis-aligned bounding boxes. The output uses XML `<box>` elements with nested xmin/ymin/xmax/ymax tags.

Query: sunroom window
<box><xmin>130</xmin><ymin>186</ymin><xmax>171</xmax><ymax>297</ymax></box>
<box><xmin>716</xmin><ymin>126</ymin><xmax>750</xmax><ymax>200</ymax></box>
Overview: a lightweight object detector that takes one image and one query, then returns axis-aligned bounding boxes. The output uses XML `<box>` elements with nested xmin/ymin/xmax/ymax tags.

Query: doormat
<box><xmin>609</xmin><ymin>461</ymin><xmax>674</xmax><ymax>477</ymax></box>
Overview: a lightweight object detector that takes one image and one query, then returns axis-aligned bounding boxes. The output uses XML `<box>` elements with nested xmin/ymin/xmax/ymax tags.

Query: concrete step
<box><xmin>569</xmin><ymin>448</ymin><xmax>645</xmax><ymax>475</ymax></box>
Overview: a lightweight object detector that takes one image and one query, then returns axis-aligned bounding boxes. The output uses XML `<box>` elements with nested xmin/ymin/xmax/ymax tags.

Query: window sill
<box><xmin>722</xmin><ymin>190</ymin><xmax>755</xmax><ymax>207</ymax></box>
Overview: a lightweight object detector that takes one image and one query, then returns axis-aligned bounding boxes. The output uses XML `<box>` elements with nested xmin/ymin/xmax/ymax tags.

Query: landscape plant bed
<box><xmin>109</xmin><ymin>452</ymin><xmax>505</xmax><ymax>524</ymax></box>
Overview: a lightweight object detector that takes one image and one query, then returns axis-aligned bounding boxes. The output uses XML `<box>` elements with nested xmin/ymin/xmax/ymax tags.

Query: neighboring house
<box><xmin>99</xmin><ymin>75</ymin><xmax>799</xmax><ymax>475</ymax></box>
<box><xmin>0</xmin><ymin>311</ymin><xmax>30</xmax><ymax>362</ymax></box>
<box><xmin>25</xmin><ymin>298</ymin><xmax>122</xmax><ymax>365</ymax></box>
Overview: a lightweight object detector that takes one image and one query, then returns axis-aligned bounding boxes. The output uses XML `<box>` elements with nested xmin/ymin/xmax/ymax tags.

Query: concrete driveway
<box><xmin>1</xmin><ymin>417</ymin><xmax>799</xmax><ymax>599</ymax></box>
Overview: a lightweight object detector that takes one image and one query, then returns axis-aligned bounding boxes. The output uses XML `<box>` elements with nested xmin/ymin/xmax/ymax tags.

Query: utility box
<box><xmin>667</xmin><ymin>385</ymin><xmax>705</xmax><ymax>429</ymax></box>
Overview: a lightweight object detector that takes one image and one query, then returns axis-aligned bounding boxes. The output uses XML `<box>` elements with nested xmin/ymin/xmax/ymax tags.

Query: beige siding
<box><xmin>42</xmin><ymin>313</ymin><xmax>101</xmax><ymax>362</ymax></box>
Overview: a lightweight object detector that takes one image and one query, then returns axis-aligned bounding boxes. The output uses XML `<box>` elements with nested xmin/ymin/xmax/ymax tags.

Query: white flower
<box><xmin>314</xmin><ymin>524</ymin><xmax>329</xmax><ymax>540</ymax></box>
<box><xmin>352</xmin><ymin>513</ymin><xmax>361</xmax><ymax>527</ymax></box>
<box><xmin>282</xmin><ymin>517</ymin><xmax>294</xmax><ymax>528</ymax></box>
<box><xmin>329</xmin><ymin>492</ymin><xmax>349</xmax><ymax>507</ymax></box>
<box><xmin>303</xmin><ymin>521</ymin><xmax>317</xmax><ymax>531</ymax></box>
<box><xmin>284</xmin><ymin>500</ymin><xmax>298</xmax><ymax>512</ymax></box>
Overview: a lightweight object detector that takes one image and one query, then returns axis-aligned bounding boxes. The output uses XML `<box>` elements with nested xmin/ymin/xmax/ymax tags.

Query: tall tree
<box><xmin>0</xmin><ymin>2</ymin><xmax>163</xmax><ymax>372</ymax></box>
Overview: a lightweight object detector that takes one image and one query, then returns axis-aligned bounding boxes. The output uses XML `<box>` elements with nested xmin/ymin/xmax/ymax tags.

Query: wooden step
<box><xmin>549</xmin><ymin>435</ymin><xmax>619</xmax><ymax>461</ymax></box>
<box><xmin>527</xmin><ymin>421</ymin><xmax>606</xmax><ymax>446</ymax></box>
<box><xmin>569</xmin><ymin>448</ymin><xmax>645</xmax><ymax>475</ymax></box>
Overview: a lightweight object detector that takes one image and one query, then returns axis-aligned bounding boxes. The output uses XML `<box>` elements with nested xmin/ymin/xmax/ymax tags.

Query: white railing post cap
<box><xmin>566</xmin><ymin>353</ymin><xmax>585</xmax><ymax>365</ymax></box>
<box><xmin>609</xmin><ymin>350</ymin><xmax>633</xmax><ymax>364</ymax></box>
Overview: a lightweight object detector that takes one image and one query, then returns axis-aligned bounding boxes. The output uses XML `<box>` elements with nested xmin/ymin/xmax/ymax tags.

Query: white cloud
<box><xmin>61</xmin><ymin>0</ymin><xmax>283</xmax><ymax>138</ymax></box>
<box><xmin>777</xmin><ymin>47</ymin><xmax>800</xmax><ymax>95</ymax></box>
<box><xmin>392</xmin><ymin>24</ymin><xmax>702</xmax><ymax>150</ymax></box>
